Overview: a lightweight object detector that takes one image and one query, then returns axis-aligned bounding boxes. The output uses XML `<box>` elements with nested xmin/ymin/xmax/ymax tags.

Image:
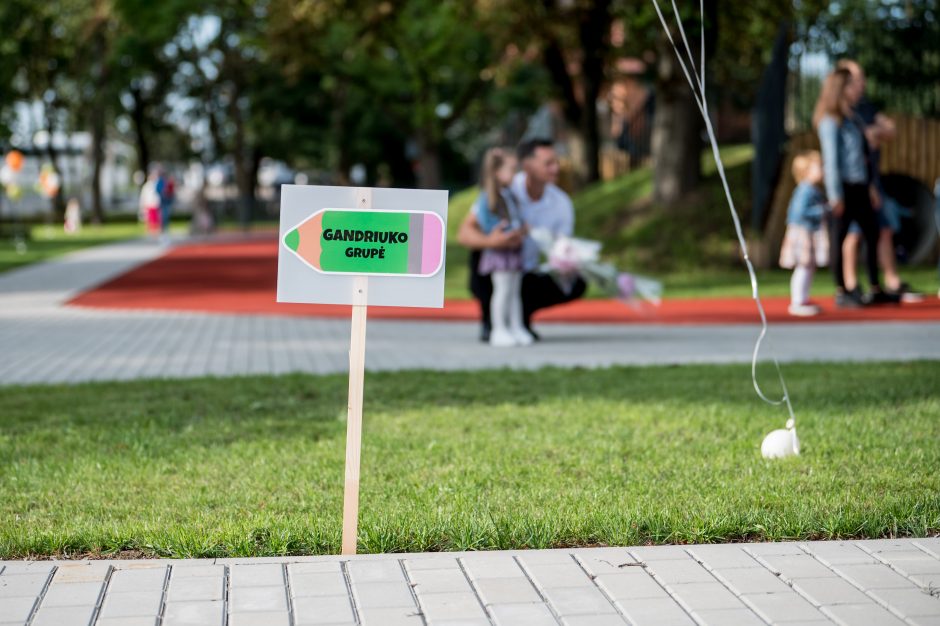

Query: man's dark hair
<box><xmin>517</xmin><ymin>138</ymin><xmax>554</xmax><ymax>161</ymax></box>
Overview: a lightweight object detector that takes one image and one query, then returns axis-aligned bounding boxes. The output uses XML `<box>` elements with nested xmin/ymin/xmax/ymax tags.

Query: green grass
<box><xmin>0</xmin><ymin>223</ymin><xmax>185</xmax><ymax>274</ymax></box>
<box><xmin>1</xmin><ymin>361</ymin><xmax>937</xmax><ymax>558</ymax></box>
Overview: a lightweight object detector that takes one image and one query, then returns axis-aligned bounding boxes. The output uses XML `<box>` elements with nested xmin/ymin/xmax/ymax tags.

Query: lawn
<box><xmin>1</xmin><ymin>361</ymin><xmax>937</xmax><ymax>558</ymax></box>
<box><xmin>0</xmin><ymin>223</ymin><xmax>187</xmax><ymax>274</ymax></box>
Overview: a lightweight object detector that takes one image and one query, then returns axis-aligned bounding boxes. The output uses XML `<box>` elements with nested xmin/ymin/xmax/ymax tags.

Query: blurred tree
<box><xmin>809</xmin><ymin>0</ymin><xmax>939</xmax><ymax>116</ymax></box>
<box><xmin>272</xmin><ymin>0</ymin><xmax>502</xmax><ymax>189</ymax></box>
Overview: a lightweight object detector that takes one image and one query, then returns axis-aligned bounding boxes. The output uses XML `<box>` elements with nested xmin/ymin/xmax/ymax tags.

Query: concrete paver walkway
<box><xmin>1</xmin><ymin>239</ymin><xmax>939</xmax><ymax>386</ymax></box>
<box><xmin>2</xmin><ymin>539</ymin><xmax>939</xmax><ymax>626</ymax></box>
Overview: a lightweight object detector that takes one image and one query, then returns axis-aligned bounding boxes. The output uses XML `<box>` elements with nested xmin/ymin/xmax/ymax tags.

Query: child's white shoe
<box><xmin>510</xmin><ymin>328</ymin><xmax>534</xmax><ymax>346</ymax></box>
<box><xmin>489</xmin><ymin>328</ymin><xmax>517</xmax><ymax>347</ymax></box>
<box><xmin>787</xmin><ymin>303</ymin><xmax>821</xmax><ymax>317</ymax></box>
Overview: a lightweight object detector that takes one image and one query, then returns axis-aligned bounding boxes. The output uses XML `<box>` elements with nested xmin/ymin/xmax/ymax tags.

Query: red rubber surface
<box><xmin>69</xmin><ymin>237</ymin><xmax>940</xmax><ymax>324</ymax></box>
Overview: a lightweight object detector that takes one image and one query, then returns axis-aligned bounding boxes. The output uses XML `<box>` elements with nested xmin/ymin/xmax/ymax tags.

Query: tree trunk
<box><xmin>230</xmin><ymin>91</ymin><xmax>252</xmax><ymax>229</ymax></box>
<box><xmin>578</xmin><ymin>0</ymin><xmax>611</xmax><ymax>184</ymax></box>
<box><xmin>130</xmin><ymin>84</ymin><xmax>150</xmax><ymax>176</ymax></box>
<box><xmin>90</xmin><ymin>103</ymin><xmax>106</xmax><ymax>224</ymax></box>
<box><xmin>651</xmin><ymin>34</ymin><xmax>702</xmax><ymax>205</ymax></box>
<box><xmin>415</xmin><ymin>133</ymin><xmax>442</xmax><ymax>189</ymax></box>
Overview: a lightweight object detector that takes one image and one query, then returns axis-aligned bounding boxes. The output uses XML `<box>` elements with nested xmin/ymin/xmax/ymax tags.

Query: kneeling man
<box><xmin>458</xmin><ymin>138</ymin><xmax>587</xmax><ymax>341</ymax></box>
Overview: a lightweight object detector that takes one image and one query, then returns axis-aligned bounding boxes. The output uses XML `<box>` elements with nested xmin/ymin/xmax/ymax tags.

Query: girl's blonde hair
<box><xmin>481</xmin><ymin>147</ymin><xmax>512</xmax><ymax>221</ymax></box>
<box><xmin>791</xmin><ymin>150</ymin><xmax>821</xmax><ymax>183</ymax></box>
<box><xmin>813</xmin><ymin>67</ymin><xmax>853</xmax><ymax>129</ymax></box>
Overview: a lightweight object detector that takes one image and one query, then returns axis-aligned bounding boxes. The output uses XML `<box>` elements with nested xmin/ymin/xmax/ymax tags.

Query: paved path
<box><xmin>2</xmin><ymin>539</ymin><xmax>939</xmax><ymax>625</ymax></box>
<box><xmin>1</xmin><ymin>240</ymin><xmax>939</xmax><ymax>385</ymax></box>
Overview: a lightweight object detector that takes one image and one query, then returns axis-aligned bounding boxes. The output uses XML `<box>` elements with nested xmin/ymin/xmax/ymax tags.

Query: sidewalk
<box><xmin>2</xmin><ymin>539</ymin><xmax>938</xmax><ymax>625</ymax></box>
<box><xmin>1</xmin><ymin>238</ymin><xmax>939</xmax><ymax>385</ymax></box>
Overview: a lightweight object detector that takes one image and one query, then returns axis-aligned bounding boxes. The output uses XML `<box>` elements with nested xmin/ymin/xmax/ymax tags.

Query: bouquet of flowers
<box><xmin>529</xmin><ymin>228</ymin><xmax>662</xmax><ymax>307</ymax></box>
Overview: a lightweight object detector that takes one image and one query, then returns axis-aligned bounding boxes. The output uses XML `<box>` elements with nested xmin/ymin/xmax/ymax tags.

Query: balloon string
<box><xmin>650</xmin><ymin>0</ymin><xmax>796</xmax><ymax>425</ymax></box>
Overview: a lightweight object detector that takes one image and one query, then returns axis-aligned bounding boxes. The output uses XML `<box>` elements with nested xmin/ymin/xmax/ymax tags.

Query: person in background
<box><xmin>156</xmin><ymin>168</ymin><xmax>175</xmax><ymax>238</ymax></box>
<box><xmin>458</xmin><ymin>138</ymin><xmax>586</xmax><ymax>341</ymax></box>
<box><xmin>779</xmin><ymin>151</ymin><xmax>829</xmax><ymax>317</ymax></box>
<box><xmin>474</xmin><ymin>148</ymin><xmax>533</xmax><ymax>347</ymax></box>
<box><xmin>837</xmin><ymin>59</ymin><xmax>923</xmax><ymax>302</ymax></box>
<box><xmin>814</xmin><ymin>67</ymin><xmax>896</xmax><ymax>307</ymax></box>
<box><xmin>139</xmin><ymin>169</ymin><xmax>162</xmax><ymax>238</ymax></box>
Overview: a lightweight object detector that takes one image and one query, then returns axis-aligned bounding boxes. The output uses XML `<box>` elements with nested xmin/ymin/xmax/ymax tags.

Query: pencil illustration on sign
<box><xmin>283</xmin><ymin>208</ymin><xmax>445</xmax><ymax>277</ymax></box>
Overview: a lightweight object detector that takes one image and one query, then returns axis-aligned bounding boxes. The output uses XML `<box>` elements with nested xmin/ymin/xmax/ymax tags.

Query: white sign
<box><xmin>277</xmin><ymin>185</ymin><xmax>448</xmax><ymax>308</ymax></box>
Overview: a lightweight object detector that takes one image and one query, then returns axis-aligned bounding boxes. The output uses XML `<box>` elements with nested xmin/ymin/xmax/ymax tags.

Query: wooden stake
<box><xmin>341</xmin><ymin>189</ymin><xmax>371</xmax><ymax>555</ymax></box>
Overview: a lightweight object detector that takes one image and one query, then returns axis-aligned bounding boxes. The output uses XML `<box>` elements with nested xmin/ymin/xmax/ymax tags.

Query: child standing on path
<box><xmin>474</xmin><ymin>148</ymin><xmax>534</xmax><ymax>347</ymax></box>
<box><xmin>780</xmin><ymin>151</ymin><xmax>829</xmax><ymax>317</ymax></box>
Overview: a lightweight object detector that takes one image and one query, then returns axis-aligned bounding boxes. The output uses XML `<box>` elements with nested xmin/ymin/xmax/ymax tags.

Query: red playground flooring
<box><xmin>69</xmin><ymin>237</ymin><xmax>940</xmax><ymax>325</ymax></box>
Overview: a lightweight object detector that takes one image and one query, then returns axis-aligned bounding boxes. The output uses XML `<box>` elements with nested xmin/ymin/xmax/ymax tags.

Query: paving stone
<box><xmin>166</xmin><ymin>575</ymin><xmax>223</xmax><ymax>601</ymax></box>
<box><xmin>289</xmin><ymin>571</ymin><xmax>349</xmax><ymax>597</ymax></box>
<box><xmin>0</xmin><ymin>572</ymin><xmax>51</xmax><ymax>597</ymax></box>
<box><xmin>855</xmin><ymin>539</ymin><xmax>919</xmax><ymax>554</ymax></box>
<box><xmin>97</xmin><ymin>590</ymin><xmax>163</xmax><ymax>618</ymax></box>
<box><xmin>666</xmin><ymin>582</ymin><xmax>745</xmax><ymax>611</ymax></box>
<box><xmin>404</xmin><ymin>558</ymin><xmax>462</xmax><ymax>572</ymax></box>
<box><xmin>802</xmin><ymin>541</ymin><xmax>880</xmax><ymax>565</ymax></box>
<box><xmin>523</xmin><ymin>562</ymin><xmax>595</xmax><ymax>589</ymax></box>
<box><xmin>0</xmin><ymin>563</ymin><xmax>56</xmax><ymax>576</ymax></box>
<box><xmin>107</xmin><ymin>567</ymin><xmax>168</xmax><ymax>593</ymax></box>
<box><xmin>744</xmin><ymin>542</ymin><xmax>809</xmax><ymax>556</ymax></box>
<box><xmin>351</xmin><ymin>581</ymin><xmax>417</xmax><ymax>609</ymax></box>
<box><xmin>347</xmin><ymin>560</ymin><xmax>406</xmax><ymax>584</ymax></box>
<box><xmin>51</xmin><ymin>563</ymin><xmax>110</xmax><ymax>584</ymax></box>
<box><xmin>629</xmin><ymin>546</ymin><xmax>693</xmax><ymax>562</ymax></box>
<box><xmin>876</xmin><ymin>552</ymin><xmax>940</xmax><ymax>577</ymax></box>
<box><xmin>39</xmin><ymin>580</ymin><xmax>104</xmax><ymax>607</ymax></box>
<box><xmin>914</xmin><ymin>538</ymin><xmax>940</xmax><ymax>559</ymax></box>
<box><xmin>460</xmin><ymin>556</ymin><xmax>524</xmax><ymax>580</ymax></box>
<box><xmin>642</xmin><ymin>560</ymin><xmax>714</xmax><ymax>585</ymax></box>
<box><xmin>417</xmin><ymin>591</ymin><xmax>487</xmax><ymax>620</ymax></box>
<box><xmin>287</xmin><ymin>561</ymin><xmax>344</xmax><ymax>574</ymax></box>
<box><xmin>30</xmin><ymin>604</ymin><xmax>96</xmax><ymax>626</ymax></box>
<box><xmin>409</xmin><ymin>568</ymin><xmax>472</xmax><ymax>594</ymax></box>
<box><xmin>357</xmin><ymin>606</ymin><xmax>424</xmax><ymax>625</ymax></box>
<box><xmin>741</xmin><ymin>591</ymin><xmax>828</xmax><ymax>623</ymax></box>
<box><xmin>690</xmin><ymin>607</ymin><xmax>765</xmax><ymax>626</ymax></box>
<box><xmin>519</xmin><ymin>550</ymin><xmax>579</xmax><ymax>564</ymax></box>
<box><xmin>560</xmin><ymin>614</ymin><xmax>628</xmax><ymax>625</ymax></box>
<box><xmin>167</xmin><ymin>565</ymin><xmax>225</xmax><ymax>578</ymax></box>
<box><xmin>687</xmin><ymin>545</ymin><xmax>761</xmax><ymax>570</ymax></box>
<box><xmin>95</xmin><ymin>617</ymin><xmax>158</xmax><ymax>626</ymax></box>
<box><xmin>593</xmin><ymin>572</ymin><xmax>666</xmax><ymax>600</ymax></box>
<box><xmin>543</xmin><ymin>585</ymin><xmax>617</xmax><ymax>616</ymax></box>
<box><xmin>821</xmin><ymin>602</ymin><xmax>907</xmax><ymax>625</ymax></box>
<box><xmin>869</xmin><ymin>587</ymin><xmax>940</xmax><ymax>617</ymax></box>
<box><xmin>229</xmin><ymin>611</ymin><xmax>291</xmax><ymax>626</ymax></box>
<box><xmin>833</xmin><ymin>563</ymin><xmax>919</xmax><ymax>589</ymax></box>
<box><xmin>293</xmin><ymin>594</ymin><xmax>356</xmax><ymax>624</ymax></box>
<box><xmin>229</xmin><ymin>585</ymin><xmax>289</xmax><ymax>612</ymax></box>
<box><xmin>613</xmin><ymin>597</ymin><xmax>695</xmax><ymax>626</ymax></box>
<box><xmin>472</xmin><ymin>576</ymin><xmax>541</xmax><ymax>605</ymax></box>
<box><xmin>574</xmin><ymin>550</ymin><xmax>637</xmax><ymax>577</ymax></box>
<box><xmin>490</xmin><ymin>602</ymin><xmax>558</xmax><ymax>626</ymax></box>
<box><xmin>163</xmin><ymin>600</ymin><xmax>225</xmax><ymax>626</ymax></box>
<box><xmin>0</xmin><ymin>595</ymin><xmax>38</xmax><ymax>622</ymax></box>
<box><xmin>790</xmin><ymin>576</ymin><xmax>872</xmax><ymax>605</ymax></box>
<box><xmin>758</xmin><ymin>554</ymin><xmax>840</xmax><ymax>581</ymax></box>
<box><xmin>425</xmin><ymin>620</ymin><xmax>490</xmax><ymax>626</ymax></box>
<box><xmin>711</xmin><ymin>566</ymin><xmax>792</xmax><ymax>594</ymax></box>
<box><xmin>230</xmin><ymin>564</ymin><xmax>285</xmax><ymax>587</ymax></box>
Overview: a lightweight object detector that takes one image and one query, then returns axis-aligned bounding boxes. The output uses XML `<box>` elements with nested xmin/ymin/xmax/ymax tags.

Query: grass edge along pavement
<box><xmin>1</xmin><ymin>360</ymin><xmax>938</xmax><ymax>559</ymax></box>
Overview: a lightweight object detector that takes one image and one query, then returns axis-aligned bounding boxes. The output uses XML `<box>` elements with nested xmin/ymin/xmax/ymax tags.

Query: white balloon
<box><xmin>761</xmin><ymin>419</ymin><xmax>800</xmax><ymax>459</ymax></box>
